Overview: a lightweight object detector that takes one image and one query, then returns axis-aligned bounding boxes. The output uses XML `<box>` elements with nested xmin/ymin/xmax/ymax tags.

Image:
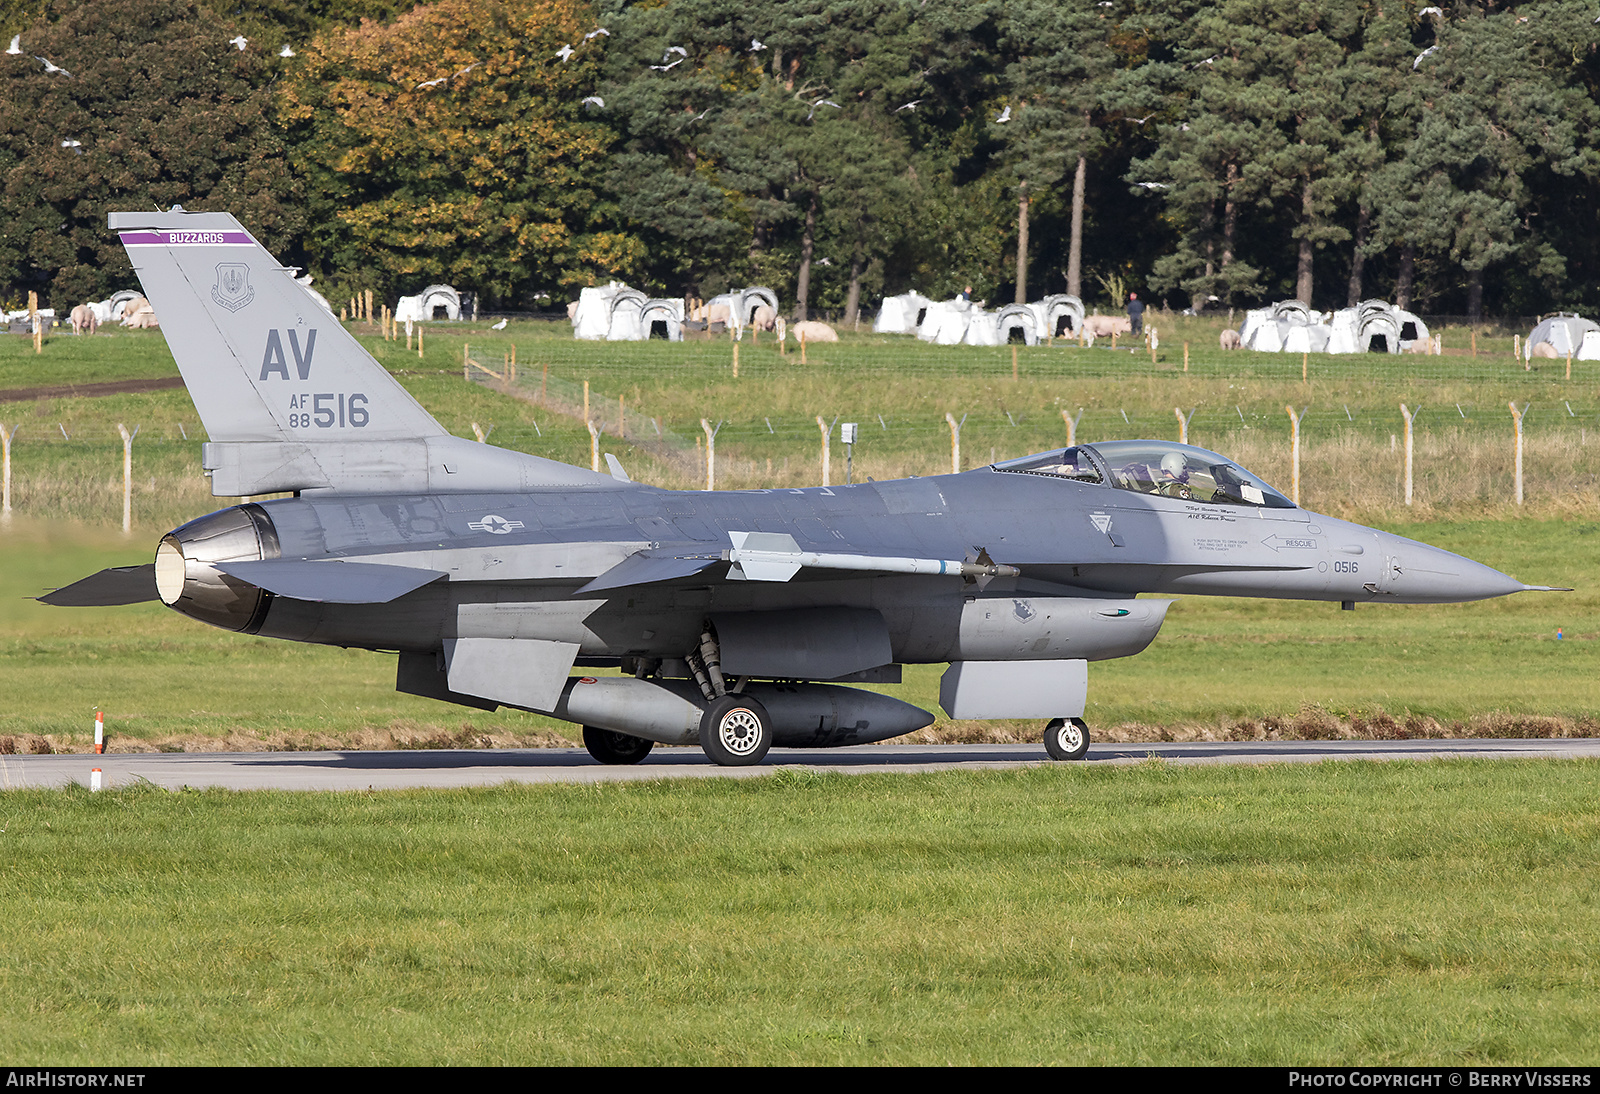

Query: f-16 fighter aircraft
<box><xmin>43</xmin><ymin>209</ymin><xmax>1564</xmax><ymax>765</ymax></box>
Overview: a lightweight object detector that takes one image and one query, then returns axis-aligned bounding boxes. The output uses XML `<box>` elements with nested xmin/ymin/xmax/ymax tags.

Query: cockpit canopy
<box><xmin>994</xmin><ymin>440</ymin><xmax>1295</xmax><ymax>508</ymax></box>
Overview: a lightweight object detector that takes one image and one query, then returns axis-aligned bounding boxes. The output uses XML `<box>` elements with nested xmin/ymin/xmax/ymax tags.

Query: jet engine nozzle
<box><xmin>153</xmin><ymin>503</ymin><xmax>281</xmax><ymax>632</ymax></box>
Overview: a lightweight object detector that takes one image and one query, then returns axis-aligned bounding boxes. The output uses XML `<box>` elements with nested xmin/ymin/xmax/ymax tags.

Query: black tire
<box><xmin>699</xmin><ymin>694</ymin><xmax>773</xmax><ymax>767</ymax></box>
<box><xmin>1044</xmin><ymin>717</ymin><xmax>1090</xmax><ymax>761</ymax></box>
<box><xmin>582</xmin><ymin>726</ymin><xmax>654</xmax><ymax>765</ymax></box>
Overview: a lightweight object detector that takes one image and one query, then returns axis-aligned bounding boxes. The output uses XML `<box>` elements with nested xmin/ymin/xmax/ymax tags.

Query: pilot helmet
<box><xmin>1159</xmin><ymin>452</ymin><xmax>1186</xmax><ymax>478</ymax></box>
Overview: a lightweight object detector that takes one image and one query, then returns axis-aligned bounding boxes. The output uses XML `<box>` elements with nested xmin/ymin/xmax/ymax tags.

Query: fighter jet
<box><xmin>43</xmin><ymin>209</ymin><xmax>1564</xmax><ymax>766</ymax></box>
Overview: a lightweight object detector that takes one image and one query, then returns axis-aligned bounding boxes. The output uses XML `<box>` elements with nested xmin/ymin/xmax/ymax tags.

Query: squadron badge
<box><xmin>211</xmin><ymin>263</ymin><xmax>255</xmax><ymax>312</ymax></box>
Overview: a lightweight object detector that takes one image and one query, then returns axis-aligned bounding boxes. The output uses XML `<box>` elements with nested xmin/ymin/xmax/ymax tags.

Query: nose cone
<box><xmin>1374</xmin><ymin>531</ymin><xmax>1525</xmax><ymax>603</ymax></box>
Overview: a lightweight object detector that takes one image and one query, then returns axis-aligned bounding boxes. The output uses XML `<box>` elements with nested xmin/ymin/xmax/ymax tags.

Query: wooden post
<box><xmin>817</xmin><ymin>415</ymin><xmax>832</xmax><ymax>487</ymax></box>
<box><xmin>1183</xmin><ymin>342</ymin><xmax>1189</xmax><ymax>372</ymax></box>
<box><xmin>365</xmin><ymin>288</ymin><xmax>373</xmax><ymax>323</ymax></box>
<box><xmin>1285</xmin><ymin>405</ymin><xmax>1303</xmax><ymax>507</ymax></box>
<box><xmin>1567</xmin><ymin>353</ymin><xmax>1572</xmax><ymax>382</ymax></box>
<box><xmin>1509</xmin><ymin>402</ymin><xmax>1526</xmax><ymax>505</ymax></box>
<box><xmin>1062</xmin><ymin>408</ymin><xmax>1083</xmax><ymax>447</ymax></box>
<box><xmin>1</xmin><ymin>423</ymin><xmax>15</xmax><ymax>520</ymax></box>
<box><xmin>471</xmin><ymin>422</ymin><xmax>487</xmax><ymax>443</ymax></box>
<box><xmin>702</xmin><ymin>418</ymin><xmax>720</xmax><ymax>490</ymax></box>
<box><xmin>1400</xmin><ymin>403</ymin><xmax>1415</xmax><ymax>506</ymax></box>
<box><xmin>117</xmin><ymin>423</ymin><xmax>138</xmax><ymax>534</ymax></box>
<box><xmin>800</xmin><ymin>329</ymin><xmax>807</xmax><ymax>365</ymax></box>
<box><xmin>406</xmin><ymin>326</ymin><xmax>412</xmax><ymax>351</ymax></box>
<box><xmin>1301</xmin><ymin>352</ymin><xmax>1308</xmax><ymax>384</ymax></box>
<box><xmin>1513</xmin><ymin>333</ymin><xmax>1521</xmax><ymax>364</ymax></box>
<box><xmin>1175</xmin><ymin>407</ymin><xmax>1195</xmax><ymax>446</ymax></box>
<box><xmin>587</xmin><ymin>420</ymin><xmax>601</xmax><ymax>472</ymax></box>
<box><xmin>945</xmin><ymin>412</ymin><xmax>963</xmax><ymax>475</ymax></box>
<box><xmin>1111</xmin><ymin>331</ymin><xmax>1117</xmax><ymax>350</ymax></box>
<box><xmin>1471</xmin><ymin>329</ymin><xmax>1477</xmax><ymax>358</ymax></box>
<box><xmin>417</xmin><ymin>325</ymin><xmax>424</xmax><ymax>358</ymax></box>
<box><xmin>733</xmin><ymin>342</ymin><xmax>739</xmax><ymax>379</ymax></box>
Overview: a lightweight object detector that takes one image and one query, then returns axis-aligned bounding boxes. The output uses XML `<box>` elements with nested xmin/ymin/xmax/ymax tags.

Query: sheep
<box><xmin>1219</xmin><ymin>329</ymin><xmax>1241</xmax><ymax>350</ymax></box>
<box><xmin>70</xmin><ymin>304</ymin><xmax>97</xmax><ymax>335</ymax></box>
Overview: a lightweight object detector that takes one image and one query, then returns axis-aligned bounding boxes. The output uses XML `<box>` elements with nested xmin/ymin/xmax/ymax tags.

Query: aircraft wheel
<box><xmin>582</xmin><ymin>726</ymin><xmax>654</xmax><ymax>765</ymax></box>
<box><xmin>699</xmin><ymin>694</ymin><xmax>773</xmax><ymax>767</ymax></box>
<box><xmin>1044</xmin><ymin>717</ymin><xmax>1090</xmax><ymax>761</ymax></box>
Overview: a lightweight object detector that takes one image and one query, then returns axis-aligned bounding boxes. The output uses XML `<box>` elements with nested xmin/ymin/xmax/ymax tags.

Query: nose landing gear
<box><xmin>1044</xmin><ymin>717</ymin><xmax>1090</xmax><ymax>761</ymax></box>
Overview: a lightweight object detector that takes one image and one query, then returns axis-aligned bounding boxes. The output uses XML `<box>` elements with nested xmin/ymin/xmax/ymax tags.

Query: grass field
<box><xmin>1</xmin><ymin>761</ymin><xmax>1596</xmax><ymax>1065</ymax></box>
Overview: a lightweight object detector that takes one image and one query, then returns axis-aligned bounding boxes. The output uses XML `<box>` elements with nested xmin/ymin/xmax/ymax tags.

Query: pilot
<box><xmin>1153</xmin><ymin>451</ymin><xmax>1194</xmax><ymax>499</ymax></box>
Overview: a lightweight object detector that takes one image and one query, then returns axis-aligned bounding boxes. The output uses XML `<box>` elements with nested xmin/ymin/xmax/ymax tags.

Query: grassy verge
<box><xmin>1</xmin><ymin>761</ymin><xmax>1596</xmax><ymax>1064</ymax></box>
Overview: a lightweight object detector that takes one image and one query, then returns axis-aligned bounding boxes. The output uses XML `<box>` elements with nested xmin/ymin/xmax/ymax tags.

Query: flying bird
<box><xmin>1135</xmin><ymin>182</ymin><xmax>1169</xmax><ymax>190</ymax></box>
<box><xmin>278</xmin><ymin>44</ymin><xmax>295</xmax><ymax>57</ymax></box>
<box><xmin>1191</xmin><ymin>54</ymin><xmax>1218</xmax><ymax>67</ymax></box>
<box><xmin>1129</xmin><ymin>114</ymin><xmax>1154</xmax><ymax>125</ymax></box>
<box><xmin>1418</xmin><ymin>5</ymin><xmax>1443</xmax><ymax>15</ymax></box>
<box><xmin>556</xmin><ymin>44</ymin><xmax>574</xmax><ymax>62</ymax></box>
<box><xmin>650</xmin><ymin>58</ymin><xmax>683</xmax><ymax>71</ymax></box>
<box><xmin>664</xmin><ymin>46</ymin><xmax>688</xmax><ymax>59</ymax></box>
<box><xmin>584</xmin><ymin>28</ymin><xmax>610</xmax><ymax>39</ymax></box>
<box><xmin>61</xmin><ymin>139</ymin><xmax>83</xmax><ymax>154</ymax></box>
<box><xmin>35</xmin><ymin>55</ymin><xmax>70</xmax><ymax>75</ymax></box>
<box><xmin>6</xmin><ymin>35</ymin><xmax>21</xmax><ymax>54</ymax></box>
<box><xmin>895</xmin><ymin>99</ymin><xmax>922</xmax><ymax>112</ymax></box>
<box><xmin>228</xmin><ymin>35</ymin><xmax>248</xmax><ymax>51</ymax></box>
<box><xmin>994</xmin><ymin>105</ymin><xmax>1011</xmax><ymax>123</ymax></box>
<box><xmin>490</xmin><ymin>318</ymin><xmax>508</xmax><ymax>330</ymax></box>
<box><xmin>454</xmin><ymin>62</ymin><xmax>479</xmax><ymax>77</ymax></box>
<box><xmin>807</xmin><ymin>98</ymin><xmax>841</xmax><ymax>121</ymax></box>
<box><xmin>749</xmin><ymin>38</ymin><xmax>766</xmax><ymax>51</ymax></box>
<box><xmin>1412</xmin><ymin>45</ymin><xmax>1439</xmax><ymax>69</ymax></box>
<box><xmin>581</xmin><ymin>95</ymin><xmax>605</xmax><ymax>109</ymax></box>
<box><xmin>416</xmin><ymin>75</ymin><xmax>448</xmax><ymax>89</ymax></box>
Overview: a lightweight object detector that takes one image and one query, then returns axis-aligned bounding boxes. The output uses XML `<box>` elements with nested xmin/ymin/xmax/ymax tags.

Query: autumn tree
<box><xmin>279</xmin><ymin>0</ymin><xmax>638</xmax><ymax>308</ymax></box>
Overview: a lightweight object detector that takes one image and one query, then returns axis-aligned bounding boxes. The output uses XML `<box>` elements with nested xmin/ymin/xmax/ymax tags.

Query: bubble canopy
<box><xmin>994</xmin><ymin>441</ymin><xmax>1295</xmax><ymax>509</ymax></box>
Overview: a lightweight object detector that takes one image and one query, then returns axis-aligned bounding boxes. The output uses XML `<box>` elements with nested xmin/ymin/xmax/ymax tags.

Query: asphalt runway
<box><xmin>2</xmin><ymin>738</ymin><xmax>1596</xmax><ymax>792</ymax></box>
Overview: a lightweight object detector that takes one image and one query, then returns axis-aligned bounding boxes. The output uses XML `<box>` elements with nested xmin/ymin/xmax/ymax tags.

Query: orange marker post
<box><xmin>94</xmin><ymin>710</ymin><xmax>104</xmax><ymax>754</ymax></box>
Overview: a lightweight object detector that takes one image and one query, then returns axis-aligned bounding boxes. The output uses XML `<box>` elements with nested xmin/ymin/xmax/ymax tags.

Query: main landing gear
<box><xmin>582</xmin><ymin>726</ymin><xmax>655</xmax><ymax>765</ymax></box>
<box><xmin>1043</xmin><ymin>717</ymin><xmax>1091</xmax><ymax>761</ymax></box>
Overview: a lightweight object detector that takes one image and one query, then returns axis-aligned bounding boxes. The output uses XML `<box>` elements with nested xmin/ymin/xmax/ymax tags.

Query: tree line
<box><xmin>3</xmin><ymin>0</ymin><xmax>1599</xmax><ymax>321</ymax></box>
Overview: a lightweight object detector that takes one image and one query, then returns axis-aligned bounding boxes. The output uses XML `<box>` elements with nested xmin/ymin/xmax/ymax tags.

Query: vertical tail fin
<box><xmin>110</xmin><ymin>208</ymin><xmax>611</xmax><ymax>494</ymax></box>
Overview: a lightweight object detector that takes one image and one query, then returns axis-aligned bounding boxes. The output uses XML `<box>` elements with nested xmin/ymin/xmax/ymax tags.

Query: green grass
<box><xmin>1</xmin><ymin>761</ymin><xmax>1596</xmax><ymax>1064</ymax></box>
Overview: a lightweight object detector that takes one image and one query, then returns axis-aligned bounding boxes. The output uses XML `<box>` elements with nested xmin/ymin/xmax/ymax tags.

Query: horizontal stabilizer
<box><xmin>574</xmin><ymin>549</ymin><xmax>721</xmax><ymax>595</ymax></box>
<box><xmin>216</xmin><ymin>559</ymin><xmax>446</xmax><ymax>603</ymax></box>
<box><xmin>38</xmin><ymin>564</ymin><xmax>158</xmax><ymax>606</ymax></box>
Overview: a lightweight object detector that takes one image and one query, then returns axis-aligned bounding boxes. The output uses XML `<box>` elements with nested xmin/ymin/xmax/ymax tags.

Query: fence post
<box><xmin>733</xmin><ymin>342</ymin><xmax>739</xmax><ymax>379</ymax></box>
<box><xmin>1183</xmin><ymin>341</ymin><xmax>1189</xmax><ymax>372</ymax></box>
<box><xmin>587</xmin><ymin>420</ymin><xmax>600</xmax><ymax>473</ymax></box>
<box><xmin>702</xmin><ymin>418</ymin><xmax>721</xmax><ymax>490</ymax></box>
<box><xmin>816</xmin><ymin>415</ymin><xmax>832</xmax><ymax>487</ymax></box>
<box><xmin>1284</xmin><ymin>405</ymin><xmax>1304</xmax><ymax>506</ymax></box>
<box><xmin>1062</xmin><ymin>408</ymin><xmax>1083</xmax><ymax>447</ymax></box>
<box><xmin>1174</xmin><ymin>407</ymin><xmax>1195</xmax><ymax>446</ymax></box>
<box><xmin>1</xmin><ymin>423</ymin><xmax>15</xmax><ymax>520</ymax></box>
<box><xmin>417</xmin><ymin>324</ymin><xmax>424</xmax><ymax>359</ymax></box>
<box><xmin>117</xmin><ymin>423</ymin><xmax>139</xmax><ymax>534</ymax></box>
<box><xmin>1400</xmin><ymin>403</ymin><xmax>1415</xmax><ymax>506</ymax></box>
<box><xmin>945</xmin><ymin>412</ymin><xmax>964</xmax><ymax>474</ymax></box>
<box><xmin>1509</xmin><ymin>402</ymin><xmax>1526</xmax><ymax>505</ymax></box>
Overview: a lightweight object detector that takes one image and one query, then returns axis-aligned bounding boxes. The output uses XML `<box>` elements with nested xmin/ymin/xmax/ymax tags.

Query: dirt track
<box><xmin>0</xmin><ymin>376</ymin><xmax>186</xmax><ymax>404</ymax></box>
